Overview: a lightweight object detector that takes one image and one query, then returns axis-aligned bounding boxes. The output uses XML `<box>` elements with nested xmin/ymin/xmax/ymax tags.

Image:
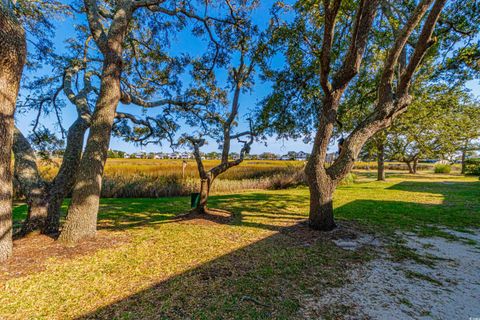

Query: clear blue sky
<box><xmin>15</xmin><ymin>3</ymin><xmax>480</xmax><ymax>155</ymax></box>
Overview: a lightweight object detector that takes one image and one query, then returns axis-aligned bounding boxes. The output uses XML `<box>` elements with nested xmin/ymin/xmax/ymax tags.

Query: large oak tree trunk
<box><xmin>308</xmin><ymin>184</ymin><xmax>336</xmax><ymax>230</ymax></box>
<box><xmin>377</xmin><ymin>141</ymin><xmax>386</xmax><ymax>181</ymax></box>
<box><xmin>303</xmin><ymin>0</ymin><xmax>444</xmax><ymax>232</ymax></box>
<box><xmin>58</xmin><ymin>59</ymin><xmax>122</xmax><ymax>244</ymax></box>
<box><xmin>0</xmin><ymin>7</ymin><xmax>26</xmax><ymax>261</ymax></box>
<box><xmin>305</xmin><ymin>96</ymin><xmax>338</xmax><ymax>230</ymax></box>
<box><xmin>43</xmin><ymin>117</ymin><xmax>89</xmax><ymax>235</ymax></box>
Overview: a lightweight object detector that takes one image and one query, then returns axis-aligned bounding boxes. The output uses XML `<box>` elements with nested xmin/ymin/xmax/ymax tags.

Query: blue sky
<box><xmin>16</xmin><ymin>2</ymin><xmax>316</xmax><ymax>155</ymax></box>
<box><xmin>15</xmin><ymin>3</ymin><xmax>480</xmax><ymax>155</ymax></box>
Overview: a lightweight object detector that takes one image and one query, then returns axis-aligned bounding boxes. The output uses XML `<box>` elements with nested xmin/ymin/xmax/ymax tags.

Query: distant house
<box><xmin>279</xmin><ymin>151</ymin><xmax>308</xmax><ymax>161</ymax></box>
<box><xmin>134</xmin><ymin>152</ymin><xmax>146</xmax><ymax>159</ymax></box>
<box><xmin>296</xmin><ymin>151</ymin><xmax>308</xmax><ymax>161</ymax></box>
<box><xmin>180</xmin><ymin>152</ymin><xmax>192</xmax><ymax>159</ymax></box>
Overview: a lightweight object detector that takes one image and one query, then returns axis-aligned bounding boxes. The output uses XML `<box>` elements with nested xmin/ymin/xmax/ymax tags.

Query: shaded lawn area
<box><xmin>2</xmin><ymin>173</ymin><xmax>479</xmax><ymax>319</ymax></box>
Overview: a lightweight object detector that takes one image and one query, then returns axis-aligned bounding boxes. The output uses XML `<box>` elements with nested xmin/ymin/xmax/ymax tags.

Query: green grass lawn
<box><xmin>2</xmin><ymin>172</ymin><xmax>479</xmax><ymax>319</ymax></box>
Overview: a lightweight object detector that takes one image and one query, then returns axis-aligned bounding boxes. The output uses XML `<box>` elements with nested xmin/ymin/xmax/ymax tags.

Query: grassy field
<box><xmin>36</xmin><ymin>159</ymin><xmax>307</xmax><ymax>198</ymax></box>
<box><xmin>40</xmin><ymin>159</ymin><xmax>306</xmax><ymax>181</ymax></box>
<box><xmin>2</xmin><ymin>172</ymin><xmax>479</xmax><ymax>319</ymax></box>
<box><xmin>34</xmin><ymin>159</ymin><xmax>455</xmax><ymax>198</ymax></box>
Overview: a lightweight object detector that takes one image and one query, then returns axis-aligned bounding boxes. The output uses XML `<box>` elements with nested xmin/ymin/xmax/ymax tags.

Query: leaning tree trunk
<box><xmin>12</xmin><ymin>128</ymin><xmax>49</xmax><ymax>235</ymax></box>
<box><xmin>58</xmin><ymin>59</ymin><xmax>122</xmax><ymax>244</ymax></box>
<box><xmin>43</xmin><ymin>117</ymin><xmax>89</xmax><ymax>235</ymax></box>
<box><xmin>0</xmin><ymin>6</ymin><xmax>26</xmax><ymax>261</ymax></box>
<box><xmin>377</xmin><ymin>141</ymin><xmax>386</xmax><ymax>181</ymax></box>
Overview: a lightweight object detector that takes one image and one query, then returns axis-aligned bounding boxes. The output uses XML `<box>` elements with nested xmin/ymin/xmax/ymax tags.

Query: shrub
<box><xmin>465</xmin><ymin>159</ymin><xmax>480</xmax><ymax>176</ymax></box>
<box><xmin>434</xmin><ymin>164</ymin><xmax>451</xmax><ymax>174</ymax></box>
<box><xmin>339</xmin><ymin>173</ymin><xmax>357</xmax><ymax>185</ymax></box>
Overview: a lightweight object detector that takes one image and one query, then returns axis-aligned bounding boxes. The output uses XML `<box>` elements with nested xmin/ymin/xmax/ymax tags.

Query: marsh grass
<box><xmin>36</xmin><ymin>159</ymin><xmax>307</xmax><ymax>198</ymax></box>
<box><xmin>32</xmin><ymin>159</ymin><xmax>455</xmax><ymax>198</ymax></box>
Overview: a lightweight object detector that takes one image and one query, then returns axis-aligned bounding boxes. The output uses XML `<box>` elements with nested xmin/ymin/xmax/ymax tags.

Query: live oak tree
<box><xmin>14</xmin><ymin>59</ymin><xmax>100</xmax><ymax>235</ymax></box>
<box><xmin>114</xmin><ymin>1</ymin><xmax>261</xmax><ymax>214</ymax></box>
<box><xmin>0</xmin><ymin>0</ymin><xmax>26</xmax><ymax>261</ymax></box>
<box><xmin>58</xmin><ymin>0</ymin><xmax>234</xmax><ymax>244</ymax></box>
<box><xmin>386</xmin><ymin>85</ymin><xmax>476</xmax><ymax>173</ymax></box>
<box><xmin>452</xmin><ymin>104</ymin><xmax>480</xmax><ymax>174</ymax></box>
<box><xmin>14</xmin><ymin>24</ymin><xmax>184</xmax><ymax>236</ymax></box>
<box><xmin>258</xmin><ymin>0</ymin><xmax>478</xmax><ymax>230</ymax></box>
<box><xmin>179</xmin><ymin>1</ymin><xmax>263</xmax><ymax>214</ymax></box>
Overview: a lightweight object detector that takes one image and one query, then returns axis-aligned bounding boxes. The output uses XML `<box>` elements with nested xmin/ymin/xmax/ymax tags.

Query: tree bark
<box><xmin>406</xmin><ymin>161</ymin><xmax>414</xmax><ymax>174</ymax></box>
<box><xmin>12</xmin><ymin>128</ymin><xmax>49</xmax><ymax>235</ymax></box>
<box><xmin>461</xmin><ymin>141</ymin><xmax>468</xmax><ymax>175</ymax></box>
<box><xmin>43</xmin><ymin>117</ymin><xmax>89</xmax><ymax>235</ymax></box>
<box><xmin>58</xmin><ymin>58</ymin><xmax>123</xmax><ymax>244</ymax></box>
<box><xmin>0</xmin><ymin>7</ymin><xmax>26</xmax><ymax>261</ymax></box>
<box><xmin>305</xmin><ymin>165</ymin><xmax>336</xmax><ymax>231</ymax></box>
<box><xmin>413</xmin><ymin>158</ymin><xmax>418</xmax><ymax>174</ymax></box>
<box><xmin>377</xmin><ymin>141</ymin><xmax>386</xmax><ymax>181</ymax></box>
<box><xmin>196</xmin><ymin>177</ymin><xmax>211</xmax><ymax>214</ymax></box>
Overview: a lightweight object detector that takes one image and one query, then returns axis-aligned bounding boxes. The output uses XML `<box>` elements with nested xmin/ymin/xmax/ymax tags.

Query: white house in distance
<box><xmin>279</xmin><ymin>151</ymin><xmax>309</xmax><ymax>161</ymax></box>
<box><xmin>296</xmin><ymin>151</ymin><xmax>308</xmax><ymax>161</ymax></box>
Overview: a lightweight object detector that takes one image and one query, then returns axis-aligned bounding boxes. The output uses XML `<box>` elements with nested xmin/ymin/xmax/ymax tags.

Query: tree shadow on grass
<box><xmin>76</xmin><ymin>221</ymin><xmax>367</xmax><ymax>320</ymax></box>
<box><xmin>75</xmin><ymin>181</ymin><xmax>480</xmax><ymax>319</ymax></box>
<box><xmin>9</xmin><ymin>179</ymin><xmax>480</xmax><ymax>318</ymax></box>
<box><xmin>95</xmin><ymin>192</ymin><xmax>310</xmax><ymax>233</ymax></box>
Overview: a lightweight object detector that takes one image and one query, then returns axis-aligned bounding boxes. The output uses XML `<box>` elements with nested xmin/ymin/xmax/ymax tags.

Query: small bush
<box><xmin>339</xmin><ymin>173</ymin><xmax>357</xmax><ymax>185</ymax></box>
<box><xmin>434</xmin><ymin>164</ymin><xmax>451</xmax><ymax>174</ymax></box>
<box><xmin>465</xmin><ymin>159</ymin><xmax>480</xmax><ymax>176</ymax></box>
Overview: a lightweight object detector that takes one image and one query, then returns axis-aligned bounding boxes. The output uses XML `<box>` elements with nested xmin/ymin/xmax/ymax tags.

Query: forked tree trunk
<box><xmin>0</xmin><ymin>7</ymin><xmax>26</xmax><ymax>261</ymax></box>
<box><xmin>413</xmin><ymin>158</ymin><xmax>418</xmax><ymax>174</ymax></box>
<box><xmin>58</xmin><ymin>59</ymin><xmax>122</xmax><ymax>244</ymax></box>
<box><xmin>303</xmin><ymin>0</ymin><xmax>445</xmax><ymax>231</ymax></box>
<box><xmin>377</xmin><ymin>142</ymin><xmax>386</xmax><ymax>181</ymax></box>
<box><xmin>43</xmin><ymin>117</ymin><xmax>89</xmax><ymax>235</ymax></box>
<box><xmin>12</xmin><ymin>116</ymin><xmax>89</xmax><ymax>236</ymax></box>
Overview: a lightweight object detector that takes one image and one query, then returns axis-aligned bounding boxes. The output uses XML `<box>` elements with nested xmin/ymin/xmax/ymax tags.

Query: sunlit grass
<box><xmin>2</xmin><ymin>172</ymin><xmax>479</xmax><ymax>319</ymax></box>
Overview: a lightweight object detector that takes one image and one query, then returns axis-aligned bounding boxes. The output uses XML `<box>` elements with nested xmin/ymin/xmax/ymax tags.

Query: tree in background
<box><xmin>453</xmin><ymin>105</ymin><xmax>480</xmax><ymax>174</ymax></box>
<box><xmin>0</xmin><ymin>0</ymin><xmax>26</xmax><ymax>261</ymax></box>
<box><xmin>58</xmin><ymin>0</ymin><xmax>227</xmax><ymax>244</ymax></box>
<box><xmin>179</xmin><ymin>1</ymin><xmax>264</xmax><ymax>214</ymax></box>
<box><xmin>258</xmin><ymin>0</ymin><xmax>478</xmax><ymax>230</ymax></box>
<box><xmin>386</xmin><ymin>86</ymin><xmax>479</xmax><ymax>173</ymax></box>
